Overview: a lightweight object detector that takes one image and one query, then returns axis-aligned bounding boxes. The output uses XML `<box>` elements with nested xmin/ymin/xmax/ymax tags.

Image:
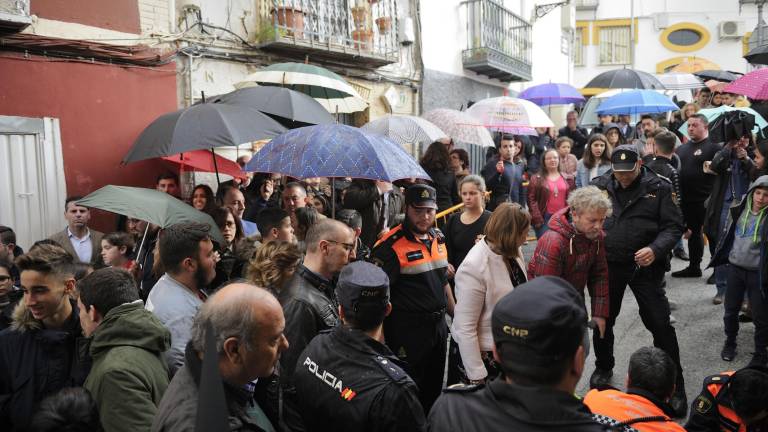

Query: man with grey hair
<box><xmin>528</xmin><ymin>186</ymin><xmax>612</xmax><ymax>340</ymax></box>
<box><xmin>278</xmin><ymin>218</ymin><xmax>355</xmax><ymax>431</ymax></box>
<box><xmin>152</xmin><ymin>282</ymin><xmax>288</xmax><ymax>432</ymax></box>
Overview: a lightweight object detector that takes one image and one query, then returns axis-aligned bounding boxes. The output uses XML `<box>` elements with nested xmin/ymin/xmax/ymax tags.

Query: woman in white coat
<box><xmin>452</xmin><ymin>202</ymin><xmax>531</xmax><ymax>383</ymax></box>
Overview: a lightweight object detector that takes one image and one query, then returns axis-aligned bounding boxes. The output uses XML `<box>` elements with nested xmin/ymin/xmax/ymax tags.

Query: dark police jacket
<box><xmin>684</xmin><ymin>370</ymin><xmax>767</xmax><ymax>432</ymax></box>
<box><xmin>591</xmin><ymin>167</ymin><xmax>684</xmax><ymax>264</ymax></box>
<box><xmin>293</xmin><ymin>326</ymin><xmax>426</xmax><ymax>432</ymax></box>
<box><xmin>428</xmin><ymin>379</ymin><xmax>608</xmax><ymax>432</ymax></box>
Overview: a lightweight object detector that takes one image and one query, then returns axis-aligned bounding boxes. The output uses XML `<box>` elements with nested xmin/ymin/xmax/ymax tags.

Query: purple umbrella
<box><xmin>519</xmin><ymin>83</ymin><xmax>586</xmax><ymax>106</ymax></box>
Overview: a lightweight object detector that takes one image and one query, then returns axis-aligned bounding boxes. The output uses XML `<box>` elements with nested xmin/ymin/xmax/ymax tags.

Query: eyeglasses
<box><xmin>325</xmin><ymin>239</ymin><xmax>355</xmax><ymax>252</ymax></box>
<box><xmin>0</xmin><ymin>276</ymin><xmax>11</xmax><ymax>283</ymax></box>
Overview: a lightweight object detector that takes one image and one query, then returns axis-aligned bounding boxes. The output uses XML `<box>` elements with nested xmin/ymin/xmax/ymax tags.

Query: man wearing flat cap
<box><xmin>428</xmin><ymin>276</ymin><xmax>606</xmax><ymax>432</ymax></box>
<box><xmin>370</xmin><ymin>184</ymin><xmax>455</xmax><ymax>412</ymax></box>
<box><xmin>589</xmin><ymin>145</ymin><xmax>687</xmax><ymax>417</ymax></box>
<box><xmin>293</xmin><ymin>261</ymin><xmax>426</xmax><ymax>432</ymax></box>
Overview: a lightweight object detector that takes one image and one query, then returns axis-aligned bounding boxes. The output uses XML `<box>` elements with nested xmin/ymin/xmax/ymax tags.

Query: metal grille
<box><xmin>463</xmin><ymin>0</ymin><xmax>532</xmax><ymax>68</ymax></box>
<box><xmin>598</xmin><ymin>26</ymin><xmax>630</xmax><ymax>65</ymax></box>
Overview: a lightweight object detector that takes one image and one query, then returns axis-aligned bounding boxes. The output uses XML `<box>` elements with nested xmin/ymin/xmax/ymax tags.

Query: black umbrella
<box><xmin>122</xmin><ymin>103</ymin><xmax>287</xmax><ymax>164</ymax></box>
<box><xmin>585</xmin><ymin>68</ymin><xmax>666</xmax><ymax>90</ymax></box>
<box><xmin>745</xmin><ymin>45</ymin><xmax>768</xmax><ymax>65</ymax></box>
<box><xmin>206</xmin><ymin>86</ymin><xmax>335</xmax><ymax>128</ymax></box>
<box><xmin>693</xmin><ymin>69</ymin><xmax>742</xmax><ymax>83</ymax></box>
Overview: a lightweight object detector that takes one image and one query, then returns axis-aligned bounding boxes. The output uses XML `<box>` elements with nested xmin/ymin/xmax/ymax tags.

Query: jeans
<box><xmin>535</xmin><ymin>212</ymin><xmax>552</xmax><ymax>239</ymax></box>
<box><xmin>724</xmin><ymin>265</ymin><xmax>767</xmax><ymax>353</ymax></box>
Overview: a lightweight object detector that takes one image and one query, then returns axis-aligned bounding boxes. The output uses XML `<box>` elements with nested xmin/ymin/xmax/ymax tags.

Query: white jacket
<box><xmin>451</xmin><ymin>239</ymin><xmax>527</xmax><ymax>380</ymax></box>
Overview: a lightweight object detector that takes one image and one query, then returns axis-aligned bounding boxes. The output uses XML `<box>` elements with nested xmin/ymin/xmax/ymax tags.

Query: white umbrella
<box><xmin>466</xmin><ymin>97</ymin><xmax>554</xmax><ymax>132</ymax></box>
<box><xmin>654</xmin><ymin>73</ymin><xmax>705</xmax><ymax>90</ymax></box>
<box><xmin>361</xmin><ymin>115</ymin><xmax>447</xmax><ymax>147</ymax></box>
<box><xmin>421</xmin><ymin>109</ymin><xmax>495</xmax><ymax>148</ymax></box>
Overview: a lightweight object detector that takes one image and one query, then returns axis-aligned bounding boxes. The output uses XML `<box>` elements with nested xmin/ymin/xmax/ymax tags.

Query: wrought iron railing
<box><xmin>263</xmin><ymin>0</ymin><xmax>399</xmax><ymax>63</ymax></box>
<box><xmin>462</xmin><ymin>0</ymin><xmax>532</xmax><ymax>74</ymax></box>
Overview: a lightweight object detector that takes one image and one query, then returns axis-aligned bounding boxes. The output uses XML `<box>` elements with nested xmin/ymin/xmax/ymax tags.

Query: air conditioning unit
<box><xmin>0</xmin><ymin>0</ymin><xmax>32</xmax><ymax>33</ymax></box>
<box><xmin>719</xmin><ymin>21</ymin><xmax>745</xmax><ymax>39</ymax></box>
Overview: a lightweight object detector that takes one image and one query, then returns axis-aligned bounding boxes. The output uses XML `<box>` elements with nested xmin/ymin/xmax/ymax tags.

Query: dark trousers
<box><xmin>681</xmin><ymin>201</ymin><xmax>706</xmax><ymax>268</ymax></box>
<box><xmin>594</xmin><ymin>261</ymin><xmax>684</xmax><ymax>387</ymax></box>
<box><xmin>384</xmin><ymin>311</ymin><xmax>448</xmax><ymax>412</ymax></box>
<box><xmin>724</xmin><ymin>265</ymin><xmax>768</xmax><ymax>353</ymax></box>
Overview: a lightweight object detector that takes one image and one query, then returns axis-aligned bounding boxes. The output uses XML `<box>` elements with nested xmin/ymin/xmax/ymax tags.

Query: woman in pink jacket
<box><xmin>451</xmin><ymin>203</ymin><xmax>531</xmax><ymax>383</ymax></box>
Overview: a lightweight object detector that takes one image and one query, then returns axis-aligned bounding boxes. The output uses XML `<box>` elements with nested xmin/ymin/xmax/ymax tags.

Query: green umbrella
<box><xmin>678</xmin><ymin>106</ymin><xmax>768</xmax><ymax>138</ymax></box>
<box><xmin>77</xmin><ymin>185</ymin><xmax>225</xmax><ymax>245</ymax></box>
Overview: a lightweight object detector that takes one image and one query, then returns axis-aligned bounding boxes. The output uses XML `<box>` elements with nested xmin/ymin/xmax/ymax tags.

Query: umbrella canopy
<box><xmin>161</xmin><ymin>150</ymin><xmax>245</xmax><ymax>180</ymax></box>
<box><xmin>361</xmin><ymin>115</ymin><xmax>447</xmax><ymax>147</ymax></box>
<box><xmin>596</xmin><ymin>90</ymin><xmax>678</xmax><ymax>115</ymax></box>
<box><xmin>123</xmin><ymin>104</ymin><xmax>287</xmax><ymax>164</ymax></box>
<box><xmin>654</xmin><ymin>73</ymin><xmax>705</xmax><ymax>90</ymax></box>
<box><xmin>244</xmin><ymin>124</ymin><xmax>431</xmax><ymax>182</ymax></box>
<box><xmin>235</xmin><ymin>62</ymin><xmax>368</xmax><ymax>114</ymax></box>
<box><xmin>421</xmin><ymin>109</ymin><xmax>495</xmax><ymax>147</ymax></box>
<box><xmin>584</xmin><ymin>69</ymin><xmax>666</xmax><ymax>92</ymax></box>
<box><xmin>693</xmin><ymin>70</ymin><xmax>741</xmax><ymax>83</ymax></box>
<box><xmin>519</xmin><ymin>83</ymin><xmax>585</xmax><ymax>106</ymax></box>
<box><xmin>669</xmin><ymin>58</ymin><xmax>721</xmax><ymax>73</ymax></box>
<box><xmin>724</xmin><ymin>68</ymin><xmax>768</xmax><ymax>100</ymax></box>
<box><xmin>745</xmin><ymin>44</ymin><xmax>768</xmax><ymax>65</ymax></box>
<box><xmin>466</xmin><ymin>97</ymin><xmax>554</xmax><ymax>131</ymax></box>
<box><xmin>77</xmin><ymin>186</ymin><xmax>225</xmax><ymax>244</ymax></box>
<box><xmin>677</xmin><ymin>106</ymin><xmax>768</xmax><ymax>138</ymax></box>
<box><xmin>705</xmin><ymin>80</ymin><xmax>728</xmax><ymax>93</ymax></box>
<box><xmin>206</xmin><ymin>86</ymin><xmax>335</xmax><ymax>126</ymax></box>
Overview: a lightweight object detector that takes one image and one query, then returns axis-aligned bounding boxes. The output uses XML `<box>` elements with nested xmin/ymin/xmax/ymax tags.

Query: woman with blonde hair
<box><xmin>246</xmin><ymin>241</ymin><xmax>302</xmax><ymax>296</ymax></box>
<box><xmin>452</xmin><ymin>202</ymin><xmax>531</xmax><ymax>383</ymax></box>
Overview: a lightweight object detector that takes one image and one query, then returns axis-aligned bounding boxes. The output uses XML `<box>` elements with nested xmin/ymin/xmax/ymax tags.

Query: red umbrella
<box><xmin>724</xmin><ymin>68</ymin><xmax>768</xmax><ymax>100</ymax></box>
<box><xmin>162</xmin><ymin>150</ymin><xmax>246</xmax><ymax>180</ymax></box>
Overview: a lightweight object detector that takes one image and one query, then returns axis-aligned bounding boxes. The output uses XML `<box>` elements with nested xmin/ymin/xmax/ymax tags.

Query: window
<box><xmin>667</xmin><ymin>29</ymin><xmax>701</xmax><ymax>46</ymax></box>
<box><xmin>573</xmin><ymin>30</ymin><xmax>584</xmax><ymax>66</ymax></box>
<box><xmin>659</xmin><ymin>22</ymin><xmax>710</xmax><ymax>53</ymax></box>
<box><xmin>599</xmin><ymin>26</ymin><xmax>630</xmax><ymax>65</ymax></box>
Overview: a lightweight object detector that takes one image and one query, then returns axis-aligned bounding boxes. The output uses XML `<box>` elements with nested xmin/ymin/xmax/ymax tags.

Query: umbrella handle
<box><xmin>136</xmin><ymin>223</ymin><xmax>150</xmax><ymax>270</ymax></box>
<box><xmin>210</xmin><ymin>148</ymin><xmax>221</xmax><ymax>186</ymax></box>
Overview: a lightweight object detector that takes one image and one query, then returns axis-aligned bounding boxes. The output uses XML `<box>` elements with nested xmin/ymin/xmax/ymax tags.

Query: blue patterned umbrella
<box><xmin>244</xmin><ymin>124</ymin><xmax>431</xmax><ymax>182</ymax></box>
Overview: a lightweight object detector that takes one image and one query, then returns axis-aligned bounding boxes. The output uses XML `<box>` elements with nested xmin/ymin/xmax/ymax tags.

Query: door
<box><xmin>0</xmin><ymin>116</ymin><xmax>67</xmax><ymax>250</ymax></box>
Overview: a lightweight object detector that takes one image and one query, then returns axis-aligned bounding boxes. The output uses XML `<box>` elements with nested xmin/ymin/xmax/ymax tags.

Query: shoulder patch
<box><xmin>704</xmin><ymin>374</ymin><xmax>731</xmax><ymax>385</ymax></box>
<box><xmin>374</xmin><ymin>356</ymin><xmax>409</xmax><ymax>383</ymax></box>
<box><xmin>694</xmin><ymin>395</ymin><xmax>714</xmax><ymax>414</ymax></box>
<box><xmin>443</xmin><ymin>383</ymin><xmax>484</xmax><ymax>393</ymax></box>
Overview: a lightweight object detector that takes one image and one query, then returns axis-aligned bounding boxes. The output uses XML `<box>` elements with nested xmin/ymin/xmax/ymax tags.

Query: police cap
<box><xmin>611</xmin><ymin>144</ymin><xmax>639</xmax><ymax>172</ymax></box>
<box><xmin>404</xmin><ymin>184</ymin><xmax>438</xmax><ymax>209</ymax></box>
<box><xmin>336</xmin><ymin>261</ymin><xmax>390</xmax><ymax>312</ymax></box>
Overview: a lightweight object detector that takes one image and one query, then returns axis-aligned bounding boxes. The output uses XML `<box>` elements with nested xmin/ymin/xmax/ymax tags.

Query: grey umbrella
<box><xmin>585</xmin><ymin>68</ymin><xmax>666</xmax><ymax>90</ymax></box>
<box><xmin>206</xmin><ymin>86</ymin><xmax>334</xmax><ymax>127</ymax></box>
<box><xmin>745</xmin><ymin>44</ymin><xmax>768</xmax><ymax>65</ymax></box>
<box><xmin>693</xmin><ymin>70</ymin><xmax>742</xmax><ymax>83</ymax></box>
<box><xmin>122</xmin><ymin>103</ymin><xmax>287</xmax><ymax>164</ymax></box>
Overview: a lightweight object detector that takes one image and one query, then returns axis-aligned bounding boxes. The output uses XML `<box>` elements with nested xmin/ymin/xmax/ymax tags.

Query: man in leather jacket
<box><xmin>278</xmin><ymin>219</ymin><xmax>355</xmax><ymax>432</ymax></box>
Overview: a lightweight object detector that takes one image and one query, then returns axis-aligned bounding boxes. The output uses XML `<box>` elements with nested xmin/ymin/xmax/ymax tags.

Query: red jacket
<box><xmin>526</xmin><ymin>174</ymin><xmax>576</xmax><ymax>227</ymax></box>
<box><xmin>527</xmin><ymin>206</ymin><xmax>609</xmax><ymax>318</ymax></box>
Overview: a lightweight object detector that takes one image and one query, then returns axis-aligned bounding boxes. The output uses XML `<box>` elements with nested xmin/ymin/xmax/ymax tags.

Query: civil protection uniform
<box><xmin>685</xmin><ymin>369</ymin><xmax>768</xmax><ymax>432</ymax></box>
<box><xmin>590</xmin><ymin>157</ymin><xmax>685</xmax><ymax>391</ymax></box>
<box><xmin>371</xmin><ymin>224</ymin><xmax>449</xmax><ymax>411</ymax></box>
<box><xmin>585</xmin><ymin>388</ymin><xmax>684</xmax><ymax>432</ymax></box>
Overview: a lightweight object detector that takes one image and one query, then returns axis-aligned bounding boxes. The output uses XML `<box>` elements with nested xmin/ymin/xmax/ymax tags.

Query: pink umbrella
<box><xmin>724</xmin><ymin>68</ymin><xmax>768</xmax><ymax>100</ymax></box>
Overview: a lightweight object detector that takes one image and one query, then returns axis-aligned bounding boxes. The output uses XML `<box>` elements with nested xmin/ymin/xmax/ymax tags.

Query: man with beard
<box><xmin>528</xmin><ymin>186</ymin><xmax>612</xmax><ymax>344</ymax></box>
<box><xmin>371</xmin><ymin>184</ymin><xmax>455</xmax><ymax>412</ymax></box>
<box><xmin>146</xmin><ymin>222</ymin><xmax>217</xmax><ymax>376</ymax></box>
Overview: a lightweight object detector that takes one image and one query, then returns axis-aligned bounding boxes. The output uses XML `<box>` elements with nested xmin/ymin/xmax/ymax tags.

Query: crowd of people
<box><xmin>0</xmin><ymin>87</ymin><xmax>767</xmax><ymax>432</ymax></box>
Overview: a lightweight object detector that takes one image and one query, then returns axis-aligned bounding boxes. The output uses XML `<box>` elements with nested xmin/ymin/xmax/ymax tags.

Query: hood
<box><xmin>748</xmin><ymin>175</ymin><xmax>768</xmax><ymax>194</ymax></box>
<box><xmin>603</xmin><ymin>122</ymin><xmax>621</xmax><ymax>135</ymax></box>
<box><xmin>487</xmin><ymin>379</ymin><xmax>596</xmax><ymax>427</ymax></box>
<box><xmin>11</xmin><ymin>296</ymin><xmax>80</xmax><ymax>333</ymax></box>
<box><xmin>547</xmin><ymin>207</ymin><xmax>603</xmax><ymax>254</ymax></box>
<box><xmin>89</xmin><ymin>301</ymin><xmax>171</xmax><ymax>358</ymax></box>
<box><xmin>737</xmin><ymin>175</ymin><xmax>768</xmax><ymax>244</ymax></box>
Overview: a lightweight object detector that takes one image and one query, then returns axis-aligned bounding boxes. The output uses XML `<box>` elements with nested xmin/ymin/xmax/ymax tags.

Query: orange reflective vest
<box><xmin>704</xmin><ymin>372</ymin><xmax>746</xmax><ymax>432</ymax></box>
<box><xmin>584</xmin><ymin>389</ymin><xmax>685</xmax><ymax>432</ymax></box>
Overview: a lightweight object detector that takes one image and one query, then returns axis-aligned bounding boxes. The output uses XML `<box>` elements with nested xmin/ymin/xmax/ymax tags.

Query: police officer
<box><xmin>685</xmin><ymin>366</ymin><xmax>768</xmax><ymax>431</ymax></box>
<box><xmin>428</xmin><ymin>276</ymin><xmax>607</xmax><ymax>432</ymax></box>
<box><xmin>370</xmin><ymin>184</ymin><xmax>455</xmax><ymax>411</ymax></box>
<box><xmin>589</xmin><ymin>145</ymin><xmax>687</xmax><ymax>417</ymax></box>
<box><xmin>293</xmin><ymin>261</ymin><xmax>426</xmax><ymax>432</ymax></box>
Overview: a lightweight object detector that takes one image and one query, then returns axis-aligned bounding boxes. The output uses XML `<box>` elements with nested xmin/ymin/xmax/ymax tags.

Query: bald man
<box><xmin>152</xmin><ymin>283</ymin><xmax>288</xmax><ymax>432</ymax></box>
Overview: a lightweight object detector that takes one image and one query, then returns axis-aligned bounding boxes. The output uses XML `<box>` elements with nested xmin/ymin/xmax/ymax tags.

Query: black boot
<box><xmin>671</xmin><ymin>266</ymin><xmax>702</xmax><ymax>278</ymax></box>
<box><xmin>669</xmin><ymin>386</ymin><xmax>688</xmax><ymax>418</ymax></box>
<box><xmin>721</xmin><ymin>342</ymin><xmax>737</xmax><ymax>361</ymax></box>
<box><xmin>589</xmin><ymin>368</ymin><xmax>613</xmax><ymax>389</ymax></box>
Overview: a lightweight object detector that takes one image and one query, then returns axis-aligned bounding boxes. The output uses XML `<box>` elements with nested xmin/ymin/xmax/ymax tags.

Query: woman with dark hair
<box><xmin>554</xmin><ymin>137</ymin><xmax>578</xmax><ymax>178</ymax></box>
<box><xmin>310</xmin><ymin>194</ymin><xmax>331</xmax><ymax>217</ymax></box>
<box><xmin>449</xmin><ymin>149</ymin><xmax>471</xmax><ymax>183</ymax></box>
<box><xmin>527</xmin><ymin>148</ymin><xmax>576</xmax><ymax>238</ymax></box>
<box><xmin>190</xmin><ymin>184</ymin><xmax>217</xmax><ymax>214</ymax></box>
<box><xmin>575</xmin><ymin>134</ymin><xmax>613</xmax><ymax>188</ymax></box>
<box><xmin>208</xmin><ymin>206</ymin><xmax>245</xmax><ymax>289</ymax></box>
<box><xmin>604</xmin><ymin>123</ymin><xmax>625</xmax><ymax>148</ymax></box>
<box><xmin>0</xmin><ymin>257</ymin><xmax>21</xmax><ymax>330</ymax></box>
<box><xmin>31</xmin><ymin>387</ymin><xmax>102</xmax><ymax>432</ymax></box>
<box><xmin>420</xmin><ymin>141</ymin><xmax>460</xmax><ymax>212</ymax></box>
<box><xmin>753</xmin><ymin>138</ymin><xmax>768</xmax><ymax>179</ymax></box>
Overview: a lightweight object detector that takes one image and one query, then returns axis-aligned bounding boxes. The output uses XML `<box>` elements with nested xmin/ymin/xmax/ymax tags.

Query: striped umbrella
<box><xmin>421</xmin><ymin>109</ymin><xmax>495</xmax><ymax>148</ymax></box>
<box><xmin>362</xmin><ymin>115</ymin><xmax>447</xmax><ymax>148</ymax></box>
<box><xmin>466</xmin><ymin>97</ymin><xmax>555</xmax><ymax>130</ymax></box>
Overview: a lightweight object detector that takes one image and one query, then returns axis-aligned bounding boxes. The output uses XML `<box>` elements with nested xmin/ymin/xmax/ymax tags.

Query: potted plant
<box><xmin>350</xmin><ymin>5</ymin><xmax>370</xmax><ymax>30</ymax></box>
<box><xmin>375</xmin><ymin>16</ymin><xmax>392</xmax><ymax>34</ymax></box>
<box><xmin>271</xmin><ymin>5</ymin><xmax>305</xmax><ymax>37</ymax></box>
<box><xmin>352</xmin><ymin>29</ymin><xmax>374</xmax><ymax>50</ymax></box>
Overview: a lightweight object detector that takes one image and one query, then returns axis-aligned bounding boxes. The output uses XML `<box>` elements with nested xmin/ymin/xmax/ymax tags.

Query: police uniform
<box><xmin>589</xmin><ymin>145</ymin><xmax>687</xmax><ymax>416</ymax></box>
<box><xmin>685</xmin><ymin>368</ymin><xmax>768</xmax><ymax>432</ymax></box>
<box><xmin>293</xmin><ymin>262</ymin><xmax>426</xmax><ymax>432</ymax></box>
<box><xmin>370</xmin><ymin>184</ymin><xmax>449</xmax><ymax>412</ymax></box>
<box><xmin>428</xmin><ymin>276</ymin><xmax>608</xmax><ymax>432</ymax></box>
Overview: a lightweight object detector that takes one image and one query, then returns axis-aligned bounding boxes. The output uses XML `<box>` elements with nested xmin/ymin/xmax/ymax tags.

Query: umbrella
<box><xmin>654</xmin><ymin>73</ymin><xmax>705</xmax><ymax>90</ymax></box>
<box><xmin>584</xmin><ymin>69</ymin><xmax>666</xmax><ymax>92</ymax></box>
<box><xmin>361</xmin><ymin>115</ymin><xmax>447</xmax><ymax>148</ymax></box>
<box><xmin>466</xmin><ymin>97</ymin><xmax>554</xmax><ymax>131</ymax></box>
<box><xmin>123</xmin><ymin>103</ymin><xmax>287</xmax><ymax>164</ymax></box>
<box><xmin>724</xmin><ymin>68</ymin><xmax>768</xmax><ymax>100</ymax></box>
<box><xmin>244</xmin><ymin>124</ymin><xmax>430</xmax><ymax>182</ymax></box>
<box><xmin>235</xmin><ymin>62</ymin><xmax>368</xmax><ymax>114</ymax></box>
<box><xmin>205</xmin><ymin>86</ymin><xmax>335</xmax><ymax>126</ymax></box>
<box><xmin>519</xmin><ymin>83</ymin><xmax>585</xmax><ymax>106</ymax></box>
<box><xmin>161</xmin><ymin>150</ymin><xmax>246</xmax><ymax>180</ymax></box>
<box><xmin>705</xmin><ymin>80</ymin><xmax>728</xmax><ymax>93</ymax></box>
<box><xmin>77</xmin><ymin>185</ymin><xmax>225</xmax><ymax>245</ymax></box>
<box><xmin>693</xmin><ymin>70</ymin><xmax>741</xmax><ymax>83</ymax></box>
<box><xmin>669</xmin><ymin>58</ymin><xmax>721</xmax><ymax>73</ymax></box>
<box><xmin>745</xmin><ymin>44</ymin><xmax>768</xmax><ymax>65</ymax></box>
<box><xmin>677</xmin><ymin>106</ymin><xmax>768</xmax><ymax>138</ymax></box>
<box><xmin>421</xmin><ymin>109</ymin><xmax>495</xmax><ymax>147</ymax></box>
<box><xmin>596</xmin><ymin>90</ymin><xmax>678</xmax><ymax>115</ymax></box>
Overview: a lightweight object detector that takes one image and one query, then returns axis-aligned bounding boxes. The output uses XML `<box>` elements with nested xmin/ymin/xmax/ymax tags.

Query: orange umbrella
<box><xmin>162</xmin><ymin>150</ymin><xmax>246</xmax><ymax>180</ymax></box>
<box><xmin>669</xmin><ymin>58</ymin><xmax>721</xmax><ymax>73</ymax></box>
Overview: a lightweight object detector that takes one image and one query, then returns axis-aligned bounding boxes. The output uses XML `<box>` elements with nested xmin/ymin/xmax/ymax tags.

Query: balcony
<box><xmin>574</xmin><ymin>0</ymin><xmax>599</xmax><ymax>11</ymax></box>
<box><xmin>257</xmin><ymin>0</ymin><xmax>399</xmax><ymax>68</ymax></box>
<box><xmin>461</xmin><ymin>0</ymin><xmax>532</xmax><ymax>82</ymax></box>
<box><xmin>0</xmin><ymin>0</ymin><xmax>31</xmax><ymax>34</ymax></box>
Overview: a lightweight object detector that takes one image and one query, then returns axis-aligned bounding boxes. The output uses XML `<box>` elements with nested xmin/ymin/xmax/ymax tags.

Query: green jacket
<box><xmin>85</xmin><ymin>301</ymin><xmax>171</xmax><ymax>432</ymax></box>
